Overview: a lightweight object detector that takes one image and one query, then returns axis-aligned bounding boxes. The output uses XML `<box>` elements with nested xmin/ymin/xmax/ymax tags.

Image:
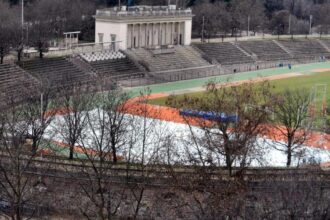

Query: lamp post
<box><xmin>21</xmin><ymin>0</ymin><xmax>24</xmax><ymax>28</ymax></box>
<box><xmin>202</xmin><ymin>16</ymin><xmax>205</xmax><ymax>43</ymax></box>
<box><xmin>288</xmin><ymin>14</ymin><xmax>291</xmax><ymax>35</ymax></box>
<box><xmin>309</xmin><ymin>15</ymin><xmax>313</xmax><ymax>35</ymax></box>
<box><xmin>21</xmin><ymin>0</ymin><xmax>24</xmax><ymax>41</ymax></box>
<box><xmin>247</xmin><ymin>15</ymin><xmax>250</xmax><ymax>37</ymax></box>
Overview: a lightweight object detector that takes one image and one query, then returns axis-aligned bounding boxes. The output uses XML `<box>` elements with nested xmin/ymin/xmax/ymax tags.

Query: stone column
<box><xmin>159</xmin><ymin>22</ymin><xmax>162</xmax><ymax>46</ymax></box>
<box><xmin>171</xmin><ymin>22</ymin><xmax>174</xmax><ymax>45</ymax></box>
<box><xmin>139</xmin><ymin>23</ymin><xmax>142</xmax><ymax>48</ymax></box>
<box><xmin>165</xmin><ymin>22</ymin><xmax>167</xmax><ymax>45</ymax></box>
<box><xmin>177</xmin><ymin>22</ymin><xmax>180</xmax><ymax>45</ymax></box>
<box><xmin>144</xmin><ymin>23</ymin><xmax>148</xmax><ymax>47</ymax></box>
<box><xmin>132</xmin><ymin>24</ymin><xmax>135</xmax><ymax>48</ymax></box>
<box><xmin>152</xmin><ymin>23</ymin><xmax>154</xmax><ymax>46</ymax></box>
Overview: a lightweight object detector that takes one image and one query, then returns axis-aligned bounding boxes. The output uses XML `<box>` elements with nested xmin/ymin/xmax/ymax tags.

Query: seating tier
<box><xmin>238</xmin><ymin>41</ymin><xmax>291</xmax><ymax>61</ymax></box>
<box><xmin>19</xmin><ymin>57</ymin><xmax>93</xmax><ymax>89</ymax></box>
<box><xmin>278</xmin><ymin>39</ymin><xmax>330</xmax><ymax>58</ymax></box>
<box><xmin>195</xmin><ymin>43</ymin><xmax>254</xmax><ymax>65</ymax></box>
<box><xmin>127</xmin><ymin>46</ymin><xmax>211</xmax><ymax>72</ymax></box>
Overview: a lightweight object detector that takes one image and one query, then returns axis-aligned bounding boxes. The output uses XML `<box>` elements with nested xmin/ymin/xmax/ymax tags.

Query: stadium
<box><xmin>1</xmin><ymin>0</ymin><xmax>330</xmax><ymax>219</ymax></box>
<box><xmin>1</xmin><ymin>4</ymin><xmax>330</xmax><ymax>161</ymax></box>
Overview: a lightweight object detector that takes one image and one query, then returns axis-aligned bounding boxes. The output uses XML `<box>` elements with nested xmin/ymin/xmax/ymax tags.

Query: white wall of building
<box><xmin>95</xmin><ymin>19</ymin><xmax>192</xmax><ymax>49</ymax></box>
<box><xmin>184</xmin><ymin>20</ymin><xmax>192</xmax><ymax>46</ymax></box>
<box><xmin>95</xmin><ymin>21</ymin><xmax>128</xmax><ymax>50</ymax></box>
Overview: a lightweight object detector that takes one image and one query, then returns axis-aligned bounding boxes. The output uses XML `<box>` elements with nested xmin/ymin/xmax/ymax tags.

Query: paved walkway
<box><xmin>128</xmin><ymin>61</ymin><xmax>330</xmax><ymax>96</ymax></box>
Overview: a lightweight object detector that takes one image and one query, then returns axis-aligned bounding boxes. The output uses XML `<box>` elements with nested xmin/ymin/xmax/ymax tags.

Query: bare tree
<box><xmin>55</xmin><ymin>83</ymin><xmax>93</xmax><ymax>160</ymax></box>
<box><xmin>0</xmin><ymin>1</ymin><xmax>13</xmax><ymax>64</ymax></box>
<box><xmin>231</xmin><ymin>0</ymin><xmax>266</xmax><ymax>35</ymax></box>
<box><xmin>1</xmin><ymin>3</ymin><xmax>24</xmax><ymax>62</ymax></box>
<box><xmin>168</xmin><ymin>81</ymin><xmax>272</xmax><ymax>176</ymax></box>
<box><xmin>77</xmin><ymin>87</ymin><xmax>131</xmax><ymax>219</ymax></box>
<box><xmin>22</xmin><ymin>87</ymin><xmax>56</xmax><ymax>155</ymax></box>
<box><xmin>270</xmin><ymin>10</ymin><xmax>291</xmax><ymax>37</ymax></box>
<box><xmin>253</xmin><ymin>169</ymin><xmax>330</xmax><ymax>219</ymax></box>
<box><xmin>0</xmin><ymin>89</ymin><xmax>49</xmax><ymax>220</ymax></box>
<box><xmin>123</xmin><ymin>88</ymin><xmax>166</xmax><ymax>219</ymax></box>
<box><xmin>271</xmin><ymin>89</ymin><xmax>311</xmax><ymax>167</ymax></box>
<box><xmin>193</xmin><ymin>2</ymin><xmax>231</xmax><ymax>40</ymax></box>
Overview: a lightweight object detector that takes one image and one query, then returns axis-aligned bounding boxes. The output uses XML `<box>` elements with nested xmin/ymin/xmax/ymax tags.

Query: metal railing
<box><xmin>96</xmin><ymin>9</ymin><xmax>192</xmax><ymax>18</ymax></box>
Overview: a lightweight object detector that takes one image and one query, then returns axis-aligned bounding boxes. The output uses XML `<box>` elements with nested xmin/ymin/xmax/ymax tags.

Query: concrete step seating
<box><xmin>19</xmin><ymin>57</ymin><xmax>93</xmax><ymax>89</ymax></box>
<box><xmin>278</xmin><ymin>39</ymin><xmax>330</xmax><ymax>58</ymax></box>
<box><xmin>319</xmin><ymin>39</ymin><xmax>330</xmax><ymax>52</ymax></box>
<box><xmin>195</xmin><ymin>43</ymin><xmax>254</xmax><ymax>65</ymax></box>
<box><xmin>238</xmin><ymin>41</ymin><xmax>292</xmax><ymax>61</ymax></box>
<box><xmin>80</xmin><ymin>51</ymin><xmax>126</xmax><ymax>62</ymax></box>
<box><xmin>89</xmin><ymin>57</ymin><xmax>144</xmax><ymax>80</ymax></box>
<box><xmin>128</xmin><ymin>46</ymin><xmax>210</xmax><ymax>72</ymax></box>
<box><xmin>0</xmin><ymin>63</ymin><xmax>39</xmax><ymax>107</ymax></box>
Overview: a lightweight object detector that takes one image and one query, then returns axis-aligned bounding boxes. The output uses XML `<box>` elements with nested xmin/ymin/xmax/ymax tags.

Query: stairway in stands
<box><xmin>275</xmin><ymin>39</ymin><xmax>330</xmax><ymax>59</ymax></box>
<box><xmin>238</xmin><ymin>40</ymin><xmax>292</xmax><ymax>61</ymax></box>
<box><xmin>195</xmin><ymin>42</ymin><xmax>255</xmax><ymax>65</ymax></box>
<box><xmin>318</xmin><ymin>39</ymin><xmax>330</xmax><ymax>52</ymax></box>
<box><xmin>79</xmin><ymin>50</ymin><xmax>145</xmax><ymax>81</ymax></box>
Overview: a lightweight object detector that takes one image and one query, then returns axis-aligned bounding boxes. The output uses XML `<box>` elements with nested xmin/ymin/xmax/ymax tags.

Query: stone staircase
<box><xmin>68</xmin><ymin>55</ymin><xmax>98</xmax><ymax>77</ymax></box>
<box><xmin>273</xmin><ymin>40</ymin><xmax>294</xmax><ymax>58</ymax></box>
<box><xmin>126</xmin><ymin>46</ymin><xmax>212</xmax><ymax>72</ymax></box>
<box><xmin>230</xmin><ymin>42</ymin><xmax>254</xmax><ymax>58</ymax></box>
<box><xmin>317</xmin><ymin>39</ymin><xmax>330</xmax><ymax>52</ymax></box>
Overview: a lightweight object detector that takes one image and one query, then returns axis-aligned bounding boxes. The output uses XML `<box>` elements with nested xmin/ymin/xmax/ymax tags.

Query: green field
<box><xmin>149</xmin><ymin>71</ymin><xmax>330</xmax><ymax>106</ymax></box>
<box><xmin>128</xmin><ymin>61</ymin><xmax>330</xmax><ymax>97</ymax></box>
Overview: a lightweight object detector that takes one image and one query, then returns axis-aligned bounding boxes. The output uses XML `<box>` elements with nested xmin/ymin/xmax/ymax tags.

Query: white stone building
<box><xmin>94</xmin><ymin>5</ymin><xmax>193</xmax><ymax>50</ymax></box>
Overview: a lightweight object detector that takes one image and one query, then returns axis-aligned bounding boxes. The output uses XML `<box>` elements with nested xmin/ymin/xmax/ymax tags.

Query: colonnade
<box><xmin>127</xmin><ymin>22</ymin><xmax>185</xmax><ymax>48</ymax></box>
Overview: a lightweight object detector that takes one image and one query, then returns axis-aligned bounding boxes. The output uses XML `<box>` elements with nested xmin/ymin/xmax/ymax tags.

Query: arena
<box><xmin>1</xmin><ymin>4</ymin><xmax>330</xmax><ymax>163</ymax></box>
<box><xmin>1</xmin><ymin>1</ymin><xmax>330</xmax><ymax>219</ymax></box>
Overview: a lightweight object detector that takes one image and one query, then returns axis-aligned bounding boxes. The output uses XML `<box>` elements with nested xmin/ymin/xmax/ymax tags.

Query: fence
<box><xmin>117</xmin><ymin>56</ymin><xmax>328</xmax><ymax>88</ymax></box>
<box><xmin>191</xmin><ymin>34</ymin><xmax>330</xmax><ymax>44</ymax></box>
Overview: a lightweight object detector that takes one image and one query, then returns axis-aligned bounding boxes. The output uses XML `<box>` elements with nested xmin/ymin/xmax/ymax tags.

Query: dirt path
<box><xmin>215</xmin><ymin>72</ymin><xmax>303</xmax><ymax>88</ymax></box>
<box><xmin>312</xmin><ymin>68</ymin><xmax>330</xmax><ymax>73</ymax></box>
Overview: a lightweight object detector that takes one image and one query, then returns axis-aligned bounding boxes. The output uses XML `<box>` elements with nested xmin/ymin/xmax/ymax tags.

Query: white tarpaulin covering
<box><xmin>45</xmin><ymin>110</ymin><xmax>330</xmax><ymax>167</ymax></box>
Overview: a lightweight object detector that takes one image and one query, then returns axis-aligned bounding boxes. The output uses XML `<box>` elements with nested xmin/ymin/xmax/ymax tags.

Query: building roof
<box><xmin>95</xmin><ymin>5</ymin><xmax>193</xmax><ymax>22</ymax></box>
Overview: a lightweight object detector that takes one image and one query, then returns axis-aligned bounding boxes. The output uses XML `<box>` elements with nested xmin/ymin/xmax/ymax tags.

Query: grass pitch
<box><xmin>149</xmin><ymin>71</ymin><xmax>330</xmax><ymax>106</ymax></box>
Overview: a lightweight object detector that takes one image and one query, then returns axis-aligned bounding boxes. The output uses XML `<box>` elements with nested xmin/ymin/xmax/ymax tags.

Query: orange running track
<box><xmin>126</xmin><ymin>93</ymin><xmax>330</xmax><ymax>151</ymax></box>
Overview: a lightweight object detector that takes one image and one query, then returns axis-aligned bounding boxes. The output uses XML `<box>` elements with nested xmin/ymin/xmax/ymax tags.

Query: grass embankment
<box><xmin>149</xmin><ymin>72</ymin><xmax>330</xmax><ymax>107</ymax></box>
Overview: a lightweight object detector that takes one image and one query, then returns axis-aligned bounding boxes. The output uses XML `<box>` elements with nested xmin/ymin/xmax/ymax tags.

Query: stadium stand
<box><xmin>126</xmin><ymin>46</ymin><xmax>211</xmax><ymax>72</ymax></box>
<box><xmin>19</xmin><ymin>57</ymin><xmax>94</xmax><ymax>89</ymax></box>
<box><xmin>238</xmin><ymin>40</ymin><xmax>292</xmax><ymax>61</ymax></box>
<box><xmin>88</xmin><ymin>57</ymin><xmax>144</xmax><ymax>81</ymax></box>
<box><xmin>80</xmin><ymin>50</ymin><xmax>126</xmax><ymax>62</ymax></box>
<box><xmin>276</xmin><ymin>39</ymin><xmax>330</xmax><ymax>58</ymax></box>
<box><xmin>319</xmin><ymin>39</ymin><xmax>330</xmax><ymax>52</ymax></box>
<box><xmin>194</xmin><ymin>42</ymin><xmax>255</xmax><ymax>65</ymax></box>
<box><xmin>0</xmin><ymin>63</ymin><xmax>39</xmax><ymax>108</ymax></box>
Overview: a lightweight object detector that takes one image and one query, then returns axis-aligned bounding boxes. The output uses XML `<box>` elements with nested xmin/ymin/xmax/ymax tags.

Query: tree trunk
<box><xmin>0</xmin><ymin>47</ymin><xmax>4</xmax><ymax>64</ymax></box>
<box><xmin>225</xmin><ymin>148</ymin><xmax>232</xmax><ymax>176</ymax></box>
<box><xmin>17</xmin><ymin>51</ymin><xmax>22</xmax><ymax>62</ymax></box>
<box><xmin>69</xmin><ymin>145</ymin><xmax>74</xmax><ymax>160</ymax></box>
<box><xmin>32</xmin><ymin>139</ymin><xmax>38</xmax><ymax>155</ymax></box>
<box><xmin>111</xmin><ymin>141</ymin><xmax>117</xmax><ymax>163</ymax></box>
<box><xmin>133</xmin><ymin>188</ymin><xmax>144</xmax><ymax>220</ymax></box>
<box><xmin>287</xmin><ymin>147</ymin><xmax>292</xmax><ymax>167</ymax></box>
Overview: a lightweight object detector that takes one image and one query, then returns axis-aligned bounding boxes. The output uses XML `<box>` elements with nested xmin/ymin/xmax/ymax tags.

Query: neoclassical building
<box><xmin>94</xmin><ymin>5</ymin><xmax>193</xmax><ymax>50</ymax></box>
